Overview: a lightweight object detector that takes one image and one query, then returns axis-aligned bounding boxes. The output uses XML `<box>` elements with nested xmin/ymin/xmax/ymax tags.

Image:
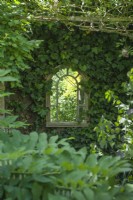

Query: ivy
<box><xmin>2</xmin><ymin>1</ymin><xmax>132</xmax><ymax>151</ymax></box>
<box><xmin>0</xmin><ymin>2</ymin><xmax>133</xmax><ymax>199</ymax></box>
<box><xmin>7</xmin><ymin>24</ymin><xmax>133</xmax><ymax>136</ymax></box>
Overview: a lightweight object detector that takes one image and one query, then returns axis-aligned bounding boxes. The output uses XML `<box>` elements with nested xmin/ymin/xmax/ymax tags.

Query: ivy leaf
<box><xmin>79</xmin><ymin>65</ymin><xmax>87</xmax><ymax>72</ymax></box>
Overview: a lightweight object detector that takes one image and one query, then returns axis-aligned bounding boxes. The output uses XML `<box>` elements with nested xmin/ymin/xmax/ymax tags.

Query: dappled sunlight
<box><xmin>50</xmin><ymin>68</ymin><xmax>87</xmax><ymax>123</ymax></box>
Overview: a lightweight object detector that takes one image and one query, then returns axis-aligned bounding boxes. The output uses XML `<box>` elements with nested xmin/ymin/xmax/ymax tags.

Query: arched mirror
<box><xmin>46</xmin><ymin>68</ymin><xmax>88</xmax><ymax>127</ymax></box>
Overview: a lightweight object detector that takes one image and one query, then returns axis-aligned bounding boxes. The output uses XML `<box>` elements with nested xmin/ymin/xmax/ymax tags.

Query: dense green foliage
<box><xmin>3</xmin><ymin>0</ymin><xmax>133</xmax><ymax>135</ymax></box>
<box><xmin>7</xmin><ymin>24</ymin><xmax>133</xmax><ymax>133</ymax></box>
<box><xmin>1</xmin><ymin>66</ymin><xmax>132</xmax><ymax>199</ymax></box>
<box><xmin>0</xmin><ymin>0</ymin><xmax>41</xmax><ymax>129</ymax></box>
<box><xmin>50</xmin><ymin>69</ymin><xmax>78</xmax><ymax>122</ymax></box>
<box><xmin>50</xmin><ymin>69</ymin><xmax>86</xmax><ymax>122</ymax></box>
<box><xmin>27</xmin><ymin>0</ymin><xmax>133</xmax><ymax>37</ymax></box>
<box><xmin>0</xmin><ymin>1</ymin><xmax>41</xmax><ymax>80</ymax></box>
<box><xmin>0</xmin><ymin>1</ymin><xmax>133</xmax><ymax>199</ymax></box>
<box><xmin>5</xmin><ymin>1</ymin><xmax>133</xmax><ymax>152</ymax></box>
<box><xmin>0</xmin><ymin>131</ymin><xmax>133</xmax><ymax>200</ymax></box>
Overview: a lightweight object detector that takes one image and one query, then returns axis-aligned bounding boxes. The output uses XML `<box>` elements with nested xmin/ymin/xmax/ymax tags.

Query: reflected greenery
<box><xmin>50</xmin><ymin>68</ymin><xmax>88</xmax><ymax>124</ymax></box>
<box><xmin>51</xmin><ymin>69</ymin><xmax>79</xmax><ymax>122</ymax></box>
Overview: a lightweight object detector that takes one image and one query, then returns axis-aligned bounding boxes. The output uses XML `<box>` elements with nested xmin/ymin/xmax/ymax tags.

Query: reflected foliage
<box><xmin>50</xmin><ymin>68</ymin><xmax>87</xmax><ymax>122</ymax></box>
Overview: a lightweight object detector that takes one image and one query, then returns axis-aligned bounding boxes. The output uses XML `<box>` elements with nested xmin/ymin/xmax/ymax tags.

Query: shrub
<box><xmin>0</xmin><ymin>131</ymin><xmax>133</xmax><ymax>200</ymax></box>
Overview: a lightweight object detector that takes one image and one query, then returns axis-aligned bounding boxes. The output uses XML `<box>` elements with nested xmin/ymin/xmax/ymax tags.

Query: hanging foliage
<box><xmin>31</xmin><ymin>0</ymin><xmax>133</xmax><ymax>38</ymax></box>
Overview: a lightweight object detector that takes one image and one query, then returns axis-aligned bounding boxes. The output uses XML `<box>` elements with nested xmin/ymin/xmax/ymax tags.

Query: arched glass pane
<box><xmin>49</xmin><ymin>68</ymin><xmax>88</xmax><ymax>125</ymax></box>
<box><xmin>51</xmin><ymin>75</ymin><xmax>78</xmax><ymax>122</ymax></box>
<box><xmin>58</xmin><ymin>76</ymin><xmax>77</xmax><ymax>121</ymax></box>
<box><xmin>50</xmin><ymin>68</ymin><xmax>81</xmax><ymax>122</ymax></box>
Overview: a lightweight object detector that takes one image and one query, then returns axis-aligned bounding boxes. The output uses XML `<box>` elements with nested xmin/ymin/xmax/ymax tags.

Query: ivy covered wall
<box><xmin>7</xmin><ymin>22</ymin><xmax>133</xmax><ymax>141</ymax></box>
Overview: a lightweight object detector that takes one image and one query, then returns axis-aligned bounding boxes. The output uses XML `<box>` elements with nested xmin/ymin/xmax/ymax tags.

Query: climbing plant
<box><xmin>31</xmin><ymin>0</ymin><xmax>133</xmax><ymax>38</ymax></box>
<box><xmin>7</xmin><ymin>23</ymin><xmax>133</xmax><ymax>131</ymax></box>
<box><xmin>1</xmin><ymin>2</ymin><xmax>133</xmax><ymax>200</ymax></box>
<box><xmin>2</xmin><ymin>0</ymin><xmax>133</xmax><ymax>150</ymax></box>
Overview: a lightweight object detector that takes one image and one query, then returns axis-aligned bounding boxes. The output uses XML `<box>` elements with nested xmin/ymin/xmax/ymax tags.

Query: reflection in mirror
<box><xmin>50</xmin><ymin>68</ymin><xmax>87</xmax><ymax>124</ymax></box>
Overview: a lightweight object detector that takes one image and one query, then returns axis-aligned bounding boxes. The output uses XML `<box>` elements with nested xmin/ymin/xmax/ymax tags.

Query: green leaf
<box><xmin>48</xmin><ymin>193</ymin><xmax>68</xmax><ymax>200</ymax></box>
<box><xmin>95</xmin><ymin>192</ymin><xmax>112</xmax><ymax>200</ymax></box>
<box><xmin>37</xmin><ymin>133</ymin><xmax>48</xmax><ymax>153</ymax></box>
<box><xmin>0</xmin><ymin>69</ymin><xmax>11</xmax><ymax>77</ymax></box>
<box><xmin>77</xmin><ymin>147</ymin><xmax>87</xmax><ymax>160</ymax></box>
<box><xmin>125</xmin><ymin>184</ymin><xmax>133</xmax><ymax>193</ymax></box>
<box><xmin>0</xmin><ymin>115</ymin><xmax>17</xmax><ymax>126</ymax></box>
<box><xmin>33</xmin><ymin>175</ymin><xmax>53</xmax><ymax>184</ymax></box>
<box><xmin>32</xmin><ymin>183</ymin><xmax>42</xmax><ymax>200</ymax></box>
<box><xmin>0</xmin><ymin>92</ymin><xmax>14</xmax><ymax>97</ymax></box>
<box><xmin>79</xmin><ymin>65</ymin><xmax>87</xmax><ymax>72</ymax></box>
<box><xmin>28</xmin><ymin>132</ymin><xmax>38</xmax><ymax>149</ymax></box>
<box><xmin>86</xmin><ymin>154</ymin><xmax>98</xmax><ymax>167</ymax></box>
<box><xmin>83</xmin><ymin>188</ymin><xmax>94</xmax><ymax>200</ymax></box>
<box><xmin>0</xmin><ymin>76</ymin><xmax>18</xmax><ymax>82</ymax></box>
<box><xmin>72</xmin><ymin>191</ymin><xmax>86</xmax><ymax>200</ymax></box>
<box><xmin>22</xmin><ymin>156</ymin><xmax>33</xmax><ymax>171</ymax></box>
<box><xmin>49</xmin><ymin>135</ymin><xmax>58</xmax><ymax>144</ymax></box>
